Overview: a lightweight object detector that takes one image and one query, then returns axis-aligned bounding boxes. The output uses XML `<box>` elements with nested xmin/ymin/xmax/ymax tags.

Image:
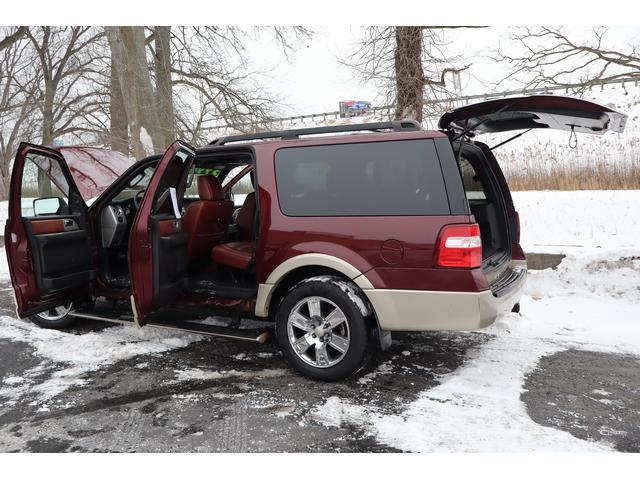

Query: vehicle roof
<box><xmin>200</xmin><ymin>127</ymin><xmax>447</xmax><ymax>154</ymax></box>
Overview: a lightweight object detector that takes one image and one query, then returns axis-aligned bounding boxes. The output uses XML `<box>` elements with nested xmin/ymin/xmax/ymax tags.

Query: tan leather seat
<box><xmin>183</xmin><ymin>176</ymin><xmax>233</xmax><ymax>263</ymax></box>
<box><xmin>211</xmin><ymin>192</ymin><xmax>255</xmax><ymax>270</ymax></box>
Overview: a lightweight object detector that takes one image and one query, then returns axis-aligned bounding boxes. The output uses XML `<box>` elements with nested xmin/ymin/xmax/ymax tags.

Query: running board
<box><xmin>68</xmin><ymin>310</ymin><xmax>270</xmax><ymax>343</ymax></box>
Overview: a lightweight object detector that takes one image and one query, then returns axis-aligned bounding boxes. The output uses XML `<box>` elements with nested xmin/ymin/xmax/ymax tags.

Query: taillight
<box><xmin>435</xmin><ymin>224</ymin><xmax>482</xmax><ymax>268</ymax></box>
<box><xmin>514</xmin><ymin>210</ymin><xmax>521</xmax><ymax>244</ymax></box>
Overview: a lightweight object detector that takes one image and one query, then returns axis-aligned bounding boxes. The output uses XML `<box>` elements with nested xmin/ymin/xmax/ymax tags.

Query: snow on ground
<box><xmin>0</xmin><ymin>317</ymin><xmax>203</xmax><ymax>402</ymax></box>
<box><xmin>311</xmin><ymin>249</ymin><xmax>640</xmax><ymax>452</ymax></box>
<box><xmin>512</xmin><ymin>190</ymin><xmax>640</xmax><ymax>253</ymax></box>
<box><xmin>171</xmin><ymin>367</ymin><xmax>286</xmax><ymax>383</ymax></box>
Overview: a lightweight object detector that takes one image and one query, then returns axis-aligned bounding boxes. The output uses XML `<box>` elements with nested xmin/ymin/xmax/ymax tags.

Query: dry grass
<box><xmin>505</xmin><ymin>163</ymin><xmax>640</xmax><ymax>190</ymax></box>
<box><xmin>497</xmin><ymin>135</ymin><xmax>640</xmax><ymax>190</ymax></box>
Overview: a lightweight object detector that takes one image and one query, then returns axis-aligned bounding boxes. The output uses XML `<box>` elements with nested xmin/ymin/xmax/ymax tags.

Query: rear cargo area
<box><xmin>455</xmin><ymin>143</ymin><xmax>511</xmax><ymax>279</ymax></box>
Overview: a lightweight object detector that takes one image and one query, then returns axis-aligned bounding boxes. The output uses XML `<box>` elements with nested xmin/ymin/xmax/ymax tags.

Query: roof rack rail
<box><xmin>209</xmin><ymin>120</ymin><xmax>422</xmax><ymax>145</ymax></box>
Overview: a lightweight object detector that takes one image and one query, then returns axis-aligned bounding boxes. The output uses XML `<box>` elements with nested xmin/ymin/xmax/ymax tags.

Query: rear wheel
<box><xmin>275</xmin><ymin>276</ymin><xmax>368</xmax><ymax>381</ymax></box>
<box><xmin>30</xmin><ymin>303</ymin><xmax>75</xmax><ymax>329</ymax></box>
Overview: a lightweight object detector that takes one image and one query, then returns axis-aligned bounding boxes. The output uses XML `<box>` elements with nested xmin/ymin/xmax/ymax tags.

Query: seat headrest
<box><xmin>197</xmin><ymin>176</ymin><xmax>224</xmax><ymax>201</ymax></box>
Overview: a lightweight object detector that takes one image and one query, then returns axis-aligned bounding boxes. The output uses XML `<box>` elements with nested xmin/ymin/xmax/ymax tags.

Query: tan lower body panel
<box><xmin>363</xmin><ymin>286</ymin><xmax>522</xmax><ymax>331</ymax></box>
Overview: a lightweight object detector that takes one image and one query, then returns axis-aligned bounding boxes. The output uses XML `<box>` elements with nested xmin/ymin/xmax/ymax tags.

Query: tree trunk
<box><xmin>39</xmin><ymin>80</ymin><xmax>55</xmax><ymax>197</ymax></box>
<box><xmin>154</xmin><ymin>26</ymin><xmax>174</xmax><ymax>148</ymax></box>
<box><xmin>109</xmin><ymin>57</ymin><xmax>129</xmax><ymax>154</ymax></box>
<box><xmin>121</xmin><ymin>26</ymin><xmax>163</xmax><ymax>153</ymax></box>
<box><xmin>107</xmin><ymin>26</ymin><xmax>164</xmax><ymax>156</ymax></box>
<box><xmin>394</xmin><ymin>26</ymin><xmax>424</xmax><ymax>122</ymax></box>
<box><xmin>0</xmin><ymin>161</ymin><xmax>11</xmax><ymax>201</ymax></box>
<box><xmin>106</xmin><ymin>26</ymin><xmax>144</xmax><ymax>159</ymax></box>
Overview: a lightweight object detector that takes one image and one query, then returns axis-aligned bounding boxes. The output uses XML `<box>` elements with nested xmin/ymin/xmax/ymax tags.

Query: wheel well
<box><xmin>268</xmin><ymin>266</ymin><xmax>348</xmax><ymax>319</ymax></box>
<box><xmin>267</xmin><ymin>265</ymin><xmax>387</xmax><ymax>350</ymax></box>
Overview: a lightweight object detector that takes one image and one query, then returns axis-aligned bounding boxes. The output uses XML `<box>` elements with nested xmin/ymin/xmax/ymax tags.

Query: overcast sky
<box><xmin>255</xmin><ymin>26</ymin><xmax>640</xmax><ymax>116</ymax></box>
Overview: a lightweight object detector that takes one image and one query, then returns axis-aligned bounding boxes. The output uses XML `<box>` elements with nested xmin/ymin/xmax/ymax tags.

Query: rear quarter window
<box><xmin>274</xmin><ymin>139</ymin><xmax>449</xmax><ymax>216</ymax></box>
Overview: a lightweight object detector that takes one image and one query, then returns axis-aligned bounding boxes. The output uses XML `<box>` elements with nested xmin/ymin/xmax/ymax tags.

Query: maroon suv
<box><xmin>4</xmin><ymin>95</ymin><xmax>626</xmax><ymax>380</ymax></box>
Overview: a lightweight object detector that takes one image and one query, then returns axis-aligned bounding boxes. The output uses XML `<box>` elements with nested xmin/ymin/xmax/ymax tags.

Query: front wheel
<box><xmin>275</xmin><ymin>276</ymin><xmax>369</xmax><ymax>381</ymax></box>
<box><xmin>29</xmin><ymin>303</ymin><xmax>75</xmax><ymax>329</ymax></box>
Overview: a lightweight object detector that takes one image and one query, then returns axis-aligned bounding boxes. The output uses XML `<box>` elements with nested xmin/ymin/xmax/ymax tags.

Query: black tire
<box><xmin>275</xmin><ymin>276</ymin><xmax>369</xmax><ymax>381</ymax></box>
<box><xmin>29</xmin><ymin>303</ymin><xmax>76</xmax><ymax>329</ymax></box>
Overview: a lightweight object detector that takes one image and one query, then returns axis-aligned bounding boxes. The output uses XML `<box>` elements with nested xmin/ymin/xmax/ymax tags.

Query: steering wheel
<box><xmin>133</xmin><ymin>189</ymin><xmax>146</xmax><ymax>209</ymax></box>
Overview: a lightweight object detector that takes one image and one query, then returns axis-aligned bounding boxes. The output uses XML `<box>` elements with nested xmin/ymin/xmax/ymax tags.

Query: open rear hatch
<box><xmin>439</xmin><ymin>94</ymin><xmax>627</xmax><ymax>136</ymax></box>
<box><xmin>439</xmin><ymin>95</ymin><xmax>627</xmax><ymax>293</ymax></box>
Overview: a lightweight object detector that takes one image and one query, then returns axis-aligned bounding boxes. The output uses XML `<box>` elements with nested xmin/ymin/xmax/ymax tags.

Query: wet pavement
<box><xmin>522</xmin><ymin>349</ymin><xmax>640</xmax><ymax>452</ymax></box>
<box><xmin>0</xmin><ymin>278</ymin><xmax>638</xmax><ymax>452</ymax></box>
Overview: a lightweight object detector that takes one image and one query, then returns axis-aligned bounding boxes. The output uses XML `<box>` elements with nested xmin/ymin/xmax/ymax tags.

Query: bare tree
<box><xmin>494</xmin><ymin>26</ymin><xmax>640</xmax><ymax>91</ymax></box>
<box><xmin>0</xmin><ymin>26</ymin><xmax>27</xmax><ymax>51</ymax></box>
<box><xmin>153</xmin><ymin>26</ymin><xmax>175</xmax><ymax>148</ymax></box>
<box><xmin>106</xmin><ymin>26</ymin><xmax>166</xmax><ymax>158</ymax></box>
<box><xmin>109</xmin><ymin>52</ymin><xmax>128</xmax><ymax>154</ymax></box>
<box><xmin>26</xmin><ymin>27</ymin><xmax>107</xmax><ymax>146</ymax></box>
<box><xmin>106</xmin><ymin>26</ymin><xmax>311</xmax><ymax>154</ymax></box>
<box><xmin>344</xmin><ymin>26</ymin><xmax>471</xmax><ymax>122</ymax></box>
<box><xmin>0</xmin><ymin>28</ymin><xmax>40</xmax><ymax>199</ymax></box>
<box><xmin>172</xmin><ymin>27</ymin><xmax>289</xmax><ymax>136</ymax></box>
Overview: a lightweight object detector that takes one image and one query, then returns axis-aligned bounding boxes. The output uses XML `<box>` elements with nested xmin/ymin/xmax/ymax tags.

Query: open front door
<box><xmin>128</xmin><ymin>140</ymin><xmax>195</xmax><ymax>325</ymax></box>
<box><xmin>4</xmin><ymin>143</ymin><xmax>96</xmax><ymax>318</ymax></box>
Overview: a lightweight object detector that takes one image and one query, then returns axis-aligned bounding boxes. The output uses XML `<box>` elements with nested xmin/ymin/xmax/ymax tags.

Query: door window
<box><xmin>458</xmin><ymin>157</ymin><xmax>487</xmax><ymax>201</ymax></box>
<box><xmin>225</xmin><ymin>167</ymin><xmax>254</xmax><ymax>207</ymax></box>
<box><xmin>274</xmin><ymin>140</ymin><xmax>449</xmax><ymax>216</ymax></box>
<box><xmin>20</xmin><ymin>153</ymin><xmax>71</xmax><ymax>217</ymax></box>
<box><xmin>154</xmin><ymin>149</ymin><xmax>192</xmax><ymax>216</ymax></box>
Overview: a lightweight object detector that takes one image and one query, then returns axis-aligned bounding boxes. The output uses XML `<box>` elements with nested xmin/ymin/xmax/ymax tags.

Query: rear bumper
<box><xmin>363</xmin><ymin>261</ymin><xmax>526</xmax><ymax>331</ymax></box>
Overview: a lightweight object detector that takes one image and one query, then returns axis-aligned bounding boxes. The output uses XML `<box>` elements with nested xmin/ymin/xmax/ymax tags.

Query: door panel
<box><xmin>31</xmin><ymin>219</ymin><xmax>66</xmax><ymax>235</ymax></box>
<box><xmin>5</xmin><ymin>143</ymin><xmax>95</xmax><ymax>317</ymax></box>
<box><xmin>129</xmin><ymin>141</ymin><xmax>195</xmax><ymax>324</ymax></box>
<box><xmin>24</xmin><ymin>217</ymin><xmax>94</xmax><ymax>294</ymax></box>
<box><xmin>152</xmin><ymin>216</ymin><xmax>188</xmax><ymax>305</ymax></box>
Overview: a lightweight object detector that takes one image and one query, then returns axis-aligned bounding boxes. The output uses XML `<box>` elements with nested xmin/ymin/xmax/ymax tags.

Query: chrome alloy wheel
<box><xmin>286</xmin><ymin>296</ymin><xmax>351</xmax><ymax>369</ymax></box>
<box><xmin>36</xmin><ymin>303</ymin><xmax>73</xmax><ymax>321</ymax></box>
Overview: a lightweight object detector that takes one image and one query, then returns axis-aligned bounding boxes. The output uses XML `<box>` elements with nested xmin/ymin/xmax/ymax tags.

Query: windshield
<box><xmin>112</xmin><ymin>164</ymin><xmax>155</xmax><ymax>202</ymax></box>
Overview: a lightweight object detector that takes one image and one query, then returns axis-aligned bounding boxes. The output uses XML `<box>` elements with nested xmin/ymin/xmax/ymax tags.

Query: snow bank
<box><xmin>311</xmin><ymin>250</ymin><xmax>640</xmax><ymax>452</ymax></box>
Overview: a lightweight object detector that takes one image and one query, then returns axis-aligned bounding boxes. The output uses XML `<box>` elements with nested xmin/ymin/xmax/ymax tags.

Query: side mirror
<box><xmin>33</xmin><ymin>197</ymin><xmax>66</xmax><ymax>216</ymax></box>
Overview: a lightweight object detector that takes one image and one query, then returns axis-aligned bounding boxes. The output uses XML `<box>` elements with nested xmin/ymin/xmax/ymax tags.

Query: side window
<box><xmin>155</xmin><ymin>150</ymin><xmax>192</xmax><ymax>216</ymax></box>
<box><xmin>224</xmin><ymin>167</ymin><xmax>254</xmax><ymax>207</ymax></box>
<box><xmin>21</xmin><ymin>153</ymin><xmax>70</xmax><ymax>217</ymax></box>
<box><xmin>274</xmin><ymin>140</ymin><xmax>450</xmax><ymax>216</ymax></box>
<box><xmin>458</xmin><ymin>157</ymin><xmax>487</xmax><ymax>201</ymax></box>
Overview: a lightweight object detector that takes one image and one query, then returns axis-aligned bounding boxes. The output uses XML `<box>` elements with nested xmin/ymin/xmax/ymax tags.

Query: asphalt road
<box><xmin>0</xmin><ymin>273</ymin><xmax>638</xmax><ymax>452</ymax></box>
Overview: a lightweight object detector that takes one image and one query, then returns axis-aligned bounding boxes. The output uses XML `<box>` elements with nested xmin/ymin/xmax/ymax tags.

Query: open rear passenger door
<box><xmin>128</xmin><ymin>140</ymin><xmax>195</xmax><ymax>325</ymax></box>
<box><xmin>4</xmin><ymin>143</ymin><xmax>96</xmax><ymax>318</ymax></box>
